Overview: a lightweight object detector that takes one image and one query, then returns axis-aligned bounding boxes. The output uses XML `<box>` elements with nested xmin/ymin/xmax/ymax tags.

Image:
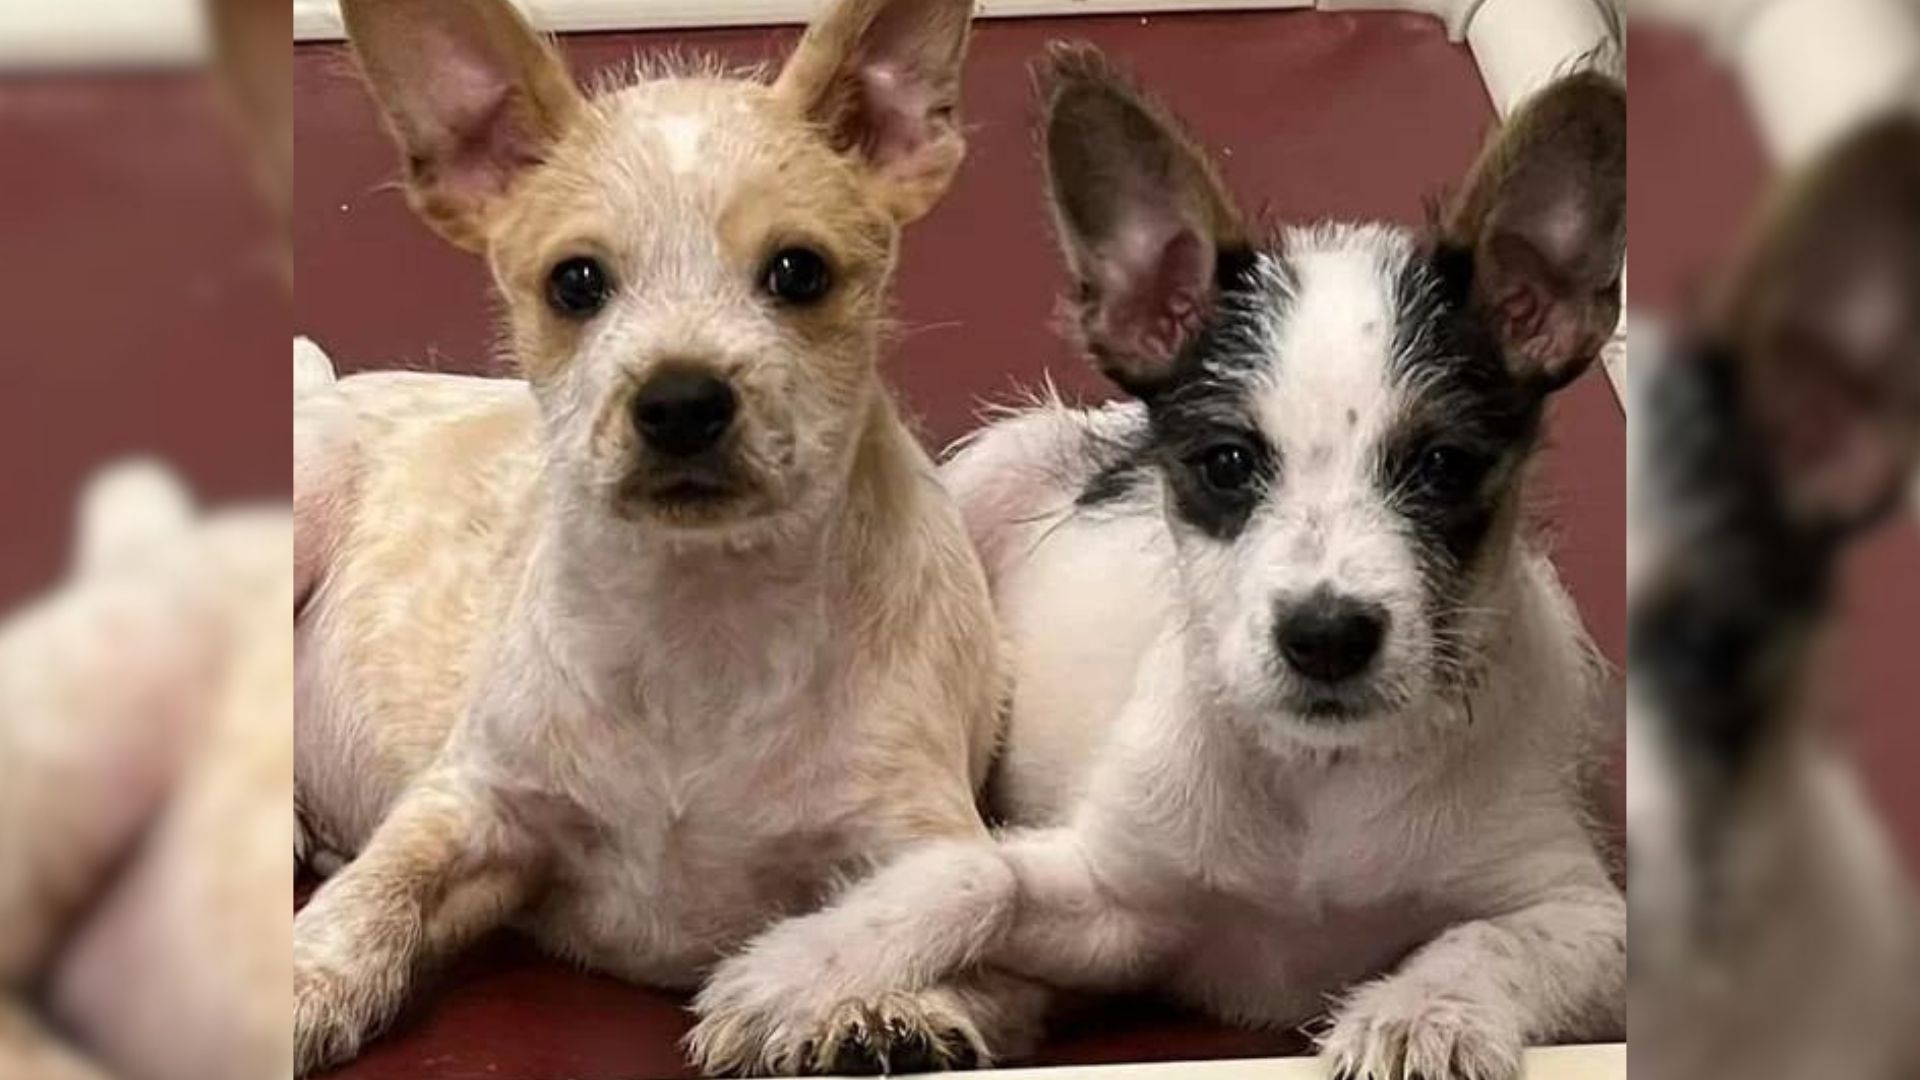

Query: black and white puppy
<box><xmin>690</xmin><ymin>50</ymin><xmax>1626</xmax><ymax>1080</ymax></box>
<box><xmin>1629</xmin><ymin>113</ymin><xmax>1920</xmax><ymax>1080</ymax></box>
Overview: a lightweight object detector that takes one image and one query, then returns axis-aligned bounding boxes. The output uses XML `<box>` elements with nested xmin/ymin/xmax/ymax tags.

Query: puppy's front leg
<box><xmin>690</xmin><ymin>828</ymin><xmax>1167</xmax><ymax>1075</ymax></box>
<box><xmin>1320</xmin><ymin>871</ymin><xmax>1625</xmax><ymax>1080</ymax></box>
<box><xmin>293</xmin><ymin>770</ymin><xmax>544</xmax><ymax>1076</ymax></box>
<box><xmin>689</xmin><ymin>837</ymin><xmax>1017</xmax><ymax>1075</ymax></box>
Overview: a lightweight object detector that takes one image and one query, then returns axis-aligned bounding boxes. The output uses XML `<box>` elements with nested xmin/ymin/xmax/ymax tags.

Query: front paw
<box><xmin>812</xmin><ymin>992</ymin><xmax>987</xmax><ymax>1075</ymax></box>
<box><xmin>293</xmin><ymin>959</ymin><xmax>382</xmax><ymax>1077</ymax></box>
<box><xmin>1318</xmin><ymin>979</ymin><xmax>1523</xmax><ymax>1080</ymax></box>
<box><xmin>689</xmin><ymin>978</ymin><xmax>987</xmax><ymax>1077</ymax></box>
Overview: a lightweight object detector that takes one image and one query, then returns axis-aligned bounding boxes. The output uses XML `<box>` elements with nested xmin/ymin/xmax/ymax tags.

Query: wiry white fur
<box><xmin>940</xmin><ymin>395</ymin><xmax>1173</xmax><ymax>821</ymax></box>
<box><xmin>692</xmin><ymin>226</ymin><xmax>1623</xmax><ymax>1080</ymax></box>
<box><xmin>653</xmin><ymin>112</ymin><xmax>707</xmax><ymax>176</ymax></box>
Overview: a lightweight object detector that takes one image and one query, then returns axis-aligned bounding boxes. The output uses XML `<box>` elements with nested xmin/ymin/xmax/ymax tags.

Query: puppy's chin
<box><xmin>612</xmin><ymin>464</ymin><xmax>785</xmax><ymax>541</ymax></box>
<box><xmin>1231</xmin><ymin>672</ymin><xmax>1443</xmax><ymax>756</ymax></box>
<box><xmin>1263</xmin><ymin>662</ymin><xmax>1415</xmax><ymax>721</ymax></box>
<box><xmin>1287</xmin><ymin>683</ymin><xmax>1395</xmax><ymax>722</ymax></box>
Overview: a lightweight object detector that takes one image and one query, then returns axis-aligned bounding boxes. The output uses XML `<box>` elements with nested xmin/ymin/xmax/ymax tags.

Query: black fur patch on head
<box><xmin>1376</xmin><ymin>243</ymin><xmax>1549</xmax><ymax>671</ymax></box>
<box><xmin>1136</xmin><ymin>245</ymin><xmax>1284</xmax><ymax>541</ymax></box>
<box><xmin>1380</xmin><ymin>247</ymin><xmax>1546</xmax><ymax>558</ymax></box>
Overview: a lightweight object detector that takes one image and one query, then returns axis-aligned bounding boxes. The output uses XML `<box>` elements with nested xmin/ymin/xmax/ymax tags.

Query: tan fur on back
<box><xmin>298</xmin><ymin>375</ymin><xmax>540</xmax><ymax>846</ymax></box>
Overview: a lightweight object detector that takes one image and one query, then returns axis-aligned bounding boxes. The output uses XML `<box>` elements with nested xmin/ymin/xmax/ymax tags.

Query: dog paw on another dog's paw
<box><xmin>1318</xmin><ymin>982</ymin><xmax>1523</xmax><ymax>1080</ymax></box>
<box><xmin>688</xmin><ymin>988</ymin><xmax>988</xmax><ymax>1076</ymax></box>
<box><xmin>809</xmin><ymin>992</ymin><xmax>986</xmax><ymax>1075</ymax></box>
<box><xmin>293</xmin><ymin>963</ymin><xmax>377</xmax><ymax>1077</ymax></box>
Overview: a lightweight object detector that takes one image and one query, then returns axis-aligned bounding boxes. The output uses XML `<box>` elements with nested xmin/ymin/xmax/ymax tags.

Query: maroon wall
<box><xmin>0</xmin><ymin>72</ymin><xmax>288</xmax><ymax>609</ymax></box>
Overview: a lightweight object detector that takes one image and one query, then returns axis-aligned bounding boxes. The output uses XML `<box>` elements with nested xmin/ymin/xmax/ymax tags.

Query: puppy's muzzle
<box><xmin>632</xmin><ymin>366</ymin><xmax>736</xmax><ymax>458</ymax></box>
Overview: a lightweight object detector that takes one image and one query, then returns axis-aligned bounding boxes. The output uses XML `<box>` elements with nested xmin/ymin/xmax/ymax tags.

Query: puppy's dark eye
<box><xmin>547</xmin><ymin>256</ymin><xmax>611</xmax><ymax>318</ymax></box>
<box><xmin>1195</xmin><ymin>442</ymin><xmax>1257</xmax><ymax>494</ymax></box>
<box><xmin>763</xmin><ymin>247</ymin><xmax>832</xmax><ymax>304</ymax></box>
<box><xmin>1413</xmin><ymin>445</ymin><xmax>1489</xmax><ymax>500</ymax></box>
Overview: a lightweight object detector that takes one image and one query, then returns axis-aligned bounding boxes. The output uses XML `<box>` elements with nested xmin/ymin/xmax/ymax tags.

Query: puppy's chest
<box><xmin>1155</xmin><ymin>783</ymin><xmax>1440</xmax><ymax>989</ymax></box>
<box><xmin>1251</xmin><ymin>806</ymin><xmax>1452</xmax><ymax>914</ymax></box>
<box><xmin>1173</xmin><ymin>881</ymin><xmax>1462</xmax><ymax>1028</ymax></box>
<box><xmin>1171</xmin><ymin>753</ymin><xmax>1472</xmax><ymax>903</ymax></box>
<box><xmin>1159</xmin><ymin>759</ymin><xmax>1520</xmax><ymax>1022</ymax></box>
<box><xmin>526</xmin><ymin>644</ymin><xmax>866</xmax><ymax>985</ymax></box>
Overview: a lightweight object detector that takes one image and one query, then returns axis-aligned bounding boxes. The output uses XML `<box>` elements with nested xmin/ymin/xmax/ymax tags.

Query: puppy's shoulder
<box><xmin>333</xmin><ymin>370</ymin><xmax>538</xmax><ymax>435</ymax></box>
<box><xmin>940</xmin><ymin>395</ymin><xmax>1152</xmax><ymax>576</ymax></box>
<box><xmin>309</xmin><ymin>371</ymin><xmax>544</xmax><ymax>666</ymax></box>
<box><xmin>324</xmin><ymin>373</ymin><xmax>542</xmax><ymax>511</ymax></box>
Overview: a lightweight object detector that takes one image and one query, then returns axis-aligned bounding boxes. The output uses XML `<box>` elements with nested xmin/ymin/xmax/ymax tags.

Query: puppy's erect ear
<box><xmin>1040</xmin><ymin>45</ymin><xmax>1247</xmax><ymax>400</ymax></box>
<box><xmin>1442</xmin><ymin>71</ymin><xmax>1626</xmax><ymax>393</ymax></box>
<box><xmin>775</xmin><ymin>0</ymin><xmax>974</xmax><ymax>224</ymax></box>
<box><xmin>1722</xmin><ymin>113</ymin><xmax>1920</xmax><ymax>533</ymax></box>
<box><xmin>342</xmin><ymin>0</ymin><xmax>583</xmax><ymax>251</ymax></box>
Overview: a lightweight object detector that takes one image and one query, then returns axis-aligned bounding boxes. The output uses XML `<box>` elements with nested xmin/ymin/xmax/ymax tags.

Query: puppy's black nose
<box><xmin>1276</xmin><ymin>592</ymin><xmax>1388</xmax><ymax>683</ymax></box>
<box><xmin>632</xmin><ymin>368</ymin><xmax>736</xmax><ymax>457</ymax></box>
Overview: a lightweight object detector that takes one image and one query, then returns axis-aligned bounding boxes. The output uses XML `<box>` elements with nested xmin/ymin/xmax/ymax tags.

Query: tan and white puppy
<box><xmin>292</xmin><ymin>0</ymin><xmax>1006</xmax><ymax>1073</ymax></box>
<box><xmin>690</xmin><ymin>54</ymin><xmax>1626</xmax><ymax>1080</ymax></box>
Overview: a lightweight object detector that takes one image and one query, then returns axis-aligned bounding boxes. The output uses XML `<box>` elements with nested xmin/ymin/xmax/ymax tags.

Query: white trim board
<box><xmin>292</xmin><ymin>0</ymin><xmax>1613</xmax><ymax>43</ymax></box>
<box><xmin>773</xmin><ymin>1044</ymin><xmax>1627</xmax><ymax>1080</ymax></box>
<box><xmin>0</xmin><ymin>0</ymin><xmax>207</xmax><ymax>69</ymax></box>
<box><xmin>294</xmin><ymin>0</ymin><xmax>1316</xmax><ymax>38</ymax></box>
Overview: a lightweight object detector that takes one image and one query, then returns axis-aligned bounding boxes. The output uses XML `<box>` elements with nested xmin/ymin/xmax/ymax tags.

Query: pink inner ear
<box><xmin>437</xmin><ymin>94</ymin><xmax>550</xmax><ymax>207</ymax></box>
<box><xmin>855</xmin><ymin>62</ymin><xmax>941</xmax><ymax>170</ymax></box>
<box><xmin>1482</xmin><ymin>232</ymin><xmax>1606</xmax><ymax>383</ymax></box>
<box><xmin>1095</xmin><ymin>225</ymin><xmax>1212</xmax><ymax>373</ymax></box>
<box><xmin>1491</xmin><ymin>279</ymin><xmax>1579</xmax><ymax>368</ymax></box>
<box><xmin>403</xmin><ymin>34</ymin><xmax>545</xmax><ymax>206</ymax></box>
<box><xmin>434</xmin><ymin>47</ymin><xmax>513</xmax><ymax>136</ymax></box>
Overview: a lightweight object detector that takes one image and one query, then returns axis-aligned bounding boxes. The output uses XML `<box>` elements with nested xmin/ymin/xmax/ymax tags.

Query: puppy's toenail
<box><xmin>828</xmin><ymin>1032</ymin><xmax>887</xmax><ymax>1075</ymax></box>
<box><xmin>885</xmin><ymin>1028</ymin><xmax>939</xmax><ymax>1074</ymax></box>
<box><xmin>938</xmin><ymin>1031</ymin><xmax>982</xmax><ymax>1070</ymax></box>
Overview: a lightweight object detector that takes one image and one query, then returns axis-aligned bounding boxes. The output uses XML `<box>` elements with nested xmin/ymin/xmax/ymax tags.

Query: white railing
<box><xmin>0</xmin><ymin>0</ymin><xmax>207</xmax><ymax>68</ymax></box>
